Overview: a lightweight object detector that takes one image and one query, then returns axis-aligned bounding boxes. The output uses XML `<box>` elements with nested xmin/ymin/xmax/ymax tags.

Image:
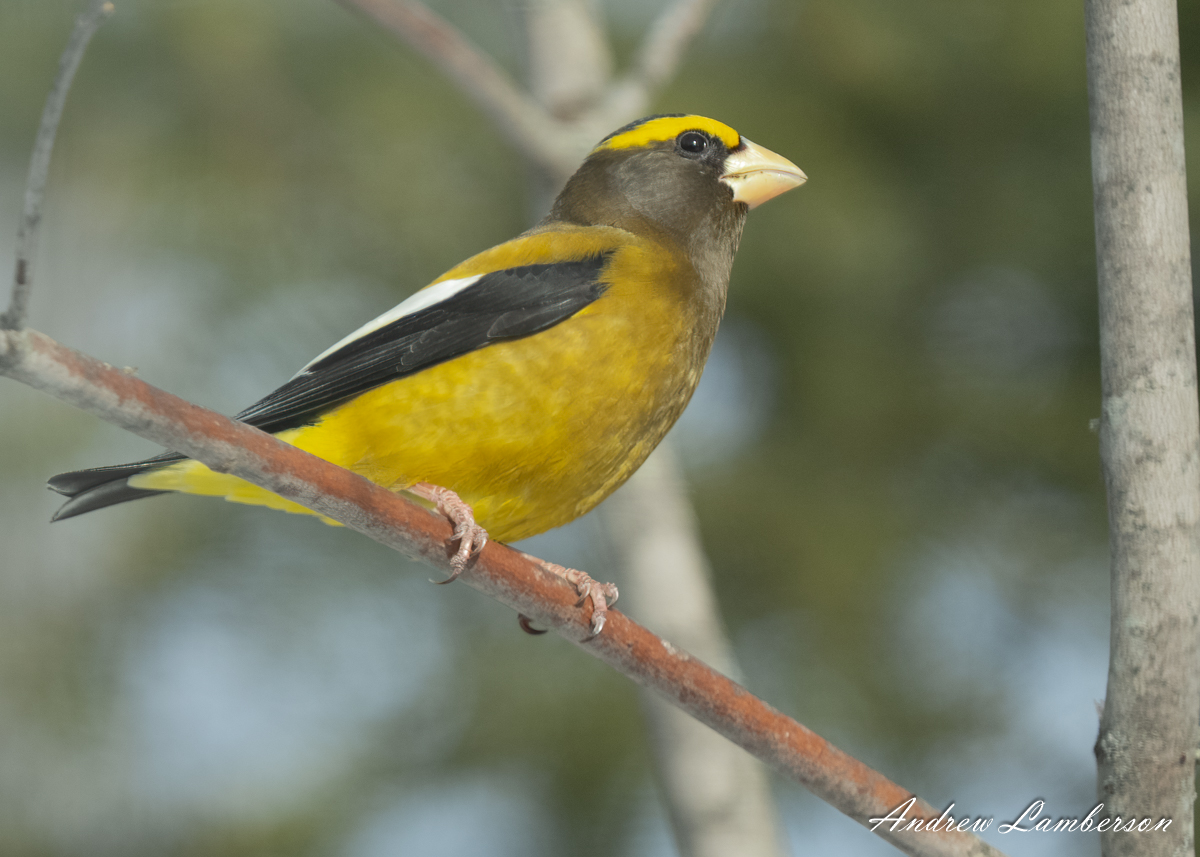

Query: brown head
<box><xmin>547</xmin><ymin>114</ymin><xmax>805</xmax><ymax>302</ymax></box>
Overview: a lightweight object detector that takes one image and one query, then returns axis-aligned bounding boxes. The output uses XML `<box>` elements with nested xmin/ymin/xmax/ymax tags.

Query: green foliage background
<box><xmin>0</xmin><ymin>1</ymin><xmax>1196</xmax><ymax>855</ymax></box>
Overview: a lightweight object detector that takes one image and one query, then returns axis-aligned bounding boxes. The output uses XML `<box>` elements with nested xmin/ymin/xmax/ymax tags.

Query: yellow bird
<box><xmin>49</xmin><ymin>114</ymin><xmax>805</xmax><ymax>631</ymax></box>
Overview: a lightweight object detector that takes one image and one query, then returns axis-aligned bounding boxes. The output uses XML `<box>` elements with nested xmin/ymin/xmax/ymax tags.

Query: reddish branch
<box><xmin>3</xmin><ymin>4</ymin><xmax>1009</xmax><ymax>856</ymax></box>
<box><xmin>0</xmin><ymin>327</ymin><xmax>1006</xmax><ymax>857</ymax></box>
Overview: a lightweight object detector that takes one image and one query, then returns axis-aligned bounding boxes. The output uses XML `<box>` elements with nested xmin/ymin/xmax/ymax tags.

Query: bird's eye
<box><xmin>677</xmin><ymin>131</ymin><xmax>710</xmax><ymax>156</ymax></box>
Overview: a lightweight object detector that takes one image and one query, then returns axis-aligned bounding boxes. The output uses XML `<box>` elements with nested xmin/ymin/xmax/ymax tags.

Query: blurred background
<box><xmin>1</xmin><ymin>0</ymin><xmax>1197</xmax><ymax>854</ymax></box>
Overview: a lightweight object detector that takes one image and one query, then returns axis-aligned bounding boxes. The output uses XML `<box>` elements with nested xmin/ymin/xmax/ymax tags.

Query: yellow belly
<box><xmin>131</xmin><ymin>287</ymin><xmax>703</xmax><ymax>543</ymax></box>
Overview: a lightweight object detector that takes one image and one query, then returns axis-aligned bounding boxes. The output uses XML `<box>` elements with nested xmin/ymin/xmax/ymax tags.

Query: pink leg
<box><xmin>521</xmin><ymin>555</ymin><xmax>619</xmax><ymax>638</ymax></box>
<box><xmin>409</xmin><ymin>482</ymin><xmax>488</xmax><ymax>583</ymax></box>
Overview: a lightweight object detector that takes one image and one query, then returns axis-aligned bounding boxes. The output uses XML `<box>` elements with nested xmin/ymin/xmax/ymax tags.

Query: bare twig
<box><xmin>0</xmin><ymin>326</ymin><xmax>1005</xmax><ymax>857</ymax></box>
<box><xmin>519</xmin><ymin>0</ymin><xmax>614</xmax><ymax>210</ymax></box>
<box><xmin>600</xmin><ymin>0</ymin><xmax>721</xmax><ymax>125</ymax></box>
<box><xmin>632</xmin><ymin>0</ymin><xmax>720</xmax><ymax>95</ymax></box>
<box><xmin>2</xmin><ymin>0</ymin><xmax>113</xmax><ymax>331</ymax></box>
<box><xmin>329</xmin><ymin>0</ymin><xmax>725</xmax><ymax>183</ymax></box>
<box><xmin>330</xmin><ymin>0</ymin><xmax>579</xmax><ymax>178</ymax></box>
<box><xmin>607</xmin><ymin>446</ymin><xmax>786</xmax><ymax>857</ymax></box>
<box><xmin>1086</xmin><ymin>0</ymin><xmax>1200</xmax><ymax>854</ymax></box>
<box><xmin>523</xmin><ymin>0</ymin><xmax>613</xmax><ymax>121</ymax></box>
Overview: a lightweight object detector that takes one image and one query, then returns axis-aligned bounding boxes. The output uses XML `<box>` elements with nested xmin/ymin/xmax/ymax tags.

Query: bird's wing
<box><xmin>47</xmin><ymin>249</ymin><xmax>616</xmax><ymax>512</ymax></box>
<box><xmin>234</xmin><ymin>253</ymin><xmax>612</xmax><ymax>434</ymax></box>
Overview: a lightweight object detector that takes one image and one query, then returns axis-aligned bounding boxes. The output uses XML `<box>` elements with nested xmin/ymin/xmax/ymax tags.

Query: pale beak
<box><xmin>721</xmin><ymin>139</ymin><xmax>807</xmax><ymax>208</ymax></box>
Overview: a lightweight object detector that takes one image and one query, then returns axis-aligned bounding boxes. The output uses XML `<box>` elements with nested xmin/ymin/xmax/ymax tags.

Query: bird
<box><xmin>47</xmin><ymin>114</ymin><xmax>805</xmax><ymax>633</ymax></box>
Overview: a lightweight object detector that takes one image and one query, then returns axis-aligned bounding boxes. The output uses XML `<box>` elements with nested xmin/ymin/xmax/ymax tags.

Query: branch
<box><xmin>523</xmin><ymin>0</ymin><xmax>613</xmax><ymax>120</ymax></box>
<box><xmin>11</xmin><ymin>6</ymin><xmax>1004</xmax><ymax>856</ymax></box>
<box><xmin>607</xmin><ymin>446</ymin><xmax>786</xmax><ymax>857</ymax></box>
<box><xmin>0</xmin><ymin>327</ymin><xmax>1005</xmax><ymax>857</ymax></box>
<box><xmin>330</xmin><ymin>0</ymin><xmax>580</xmax><ymax>178</ymax></box>
<box><xmin>328</xmin><ymin>0</ymin><xmax>725</xmax><ymax>184</ymax></box>
<box><xmin>601</xmin><ymin>0</ymin><xmax>721</xmax><ymax>126</ymax></box>
<box><xmin>3</xmin><ymin>0</ymin><xmax>113</xmax><ymax>331</ymax></box>
<box><xmin>321</xmin><ymin>3</ymin><xmax>969</xmax><ymax>854</ymax></box>
<box><xmin>521</xmin><ymin>8</ymin><xmax>785</xmax><ymax>857</ymax></box>
<box><xmin>1086</xmin><ymin>0</ymin><xmax>1200</xmax><ymax>854</ymax></box>
<box><xmin>633</xmin><ymin>0</ymin><xmax>720</xmax><ymax>95</ymax></box>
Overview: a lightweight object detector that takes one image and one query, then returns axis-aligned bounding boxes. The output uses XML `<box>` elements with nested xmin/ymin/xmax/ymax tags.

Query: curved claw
<box><xmin>518</xmin><ymin>614</ymin><xmax>548</xmax><ymax>635</ymax></box>
<box><xmin>411</xmin><ymin>482</ymin><xmax>488</xmax><ymax>584</ymax></box>
<box><xmin>533</xmin><ymin>562</ymin><xmax>618</xmax><ymax>639</ymax></box>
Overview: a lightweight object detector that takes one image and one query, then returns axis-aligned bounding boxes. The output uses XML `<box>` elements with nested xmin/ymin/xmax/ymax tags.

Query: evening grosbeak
<box><xmin>48</xmin><ymin>114</ymin><xmax>806</xmax><ymax>632</ymax></box>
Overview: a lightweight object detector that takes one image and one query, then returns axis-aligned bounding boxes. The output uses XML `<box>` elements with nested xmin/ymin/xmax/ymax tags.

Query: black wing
<box><xmin>235</xmin><ymin>254</ymin><xmax>611</xmax><ymax>434</ymax></box>
<box><xmin>48</xmin><ymin>254</ymin><xmax>611</xmax><ymax>519</ymax></box>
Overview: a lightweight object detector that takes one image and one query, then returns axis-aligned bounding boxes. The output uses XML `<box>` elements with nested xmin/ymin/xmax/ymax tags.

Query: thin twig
<box><xmin>2</xmin><ymin>0</ymin><xmax>114</xmax><ymax>331</ymax></box>
<box><xmin>331</xmin><ymin>0</ymin><xmax>579</xmax><ymax>178</ymax></box>
<box><xmin>0</xmin><ymin>326</ymin><xmax>1006</xmax><ymax>857</ymax></box>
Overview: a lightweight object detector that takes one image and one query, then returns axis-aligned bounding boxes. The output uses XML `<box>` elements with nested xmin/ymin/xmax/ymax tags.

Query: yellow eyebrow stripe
<box><xmin>595</xmin><ymin>115</ymin><xmax>741</xmax><ymax>152</ymax></box>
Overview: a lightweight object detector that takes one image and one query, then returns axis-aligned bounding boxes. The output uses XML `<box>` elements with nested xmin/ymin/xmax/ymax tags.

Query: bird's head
<box><xmin>548</xmin><ymin>114</ymin><xmax>806</xmax><ymax>240</ymax></box>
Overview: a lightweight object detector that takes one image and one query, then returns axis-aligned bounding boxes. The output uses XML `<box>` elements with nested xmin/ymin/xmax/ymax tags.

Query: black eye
<box><xmin>678</xmin><ymin>131</ymin><xmax>710</xmax><ymax>156</ymax></box>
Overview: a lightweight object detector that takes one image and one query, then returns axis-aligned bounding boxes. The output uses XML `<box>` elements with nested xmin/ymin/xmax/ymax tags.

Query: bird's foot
<box><xmin>530</xmin><ymin>560</ymin><xmax>619</xmax><ymax>638</ymax></box>
<box><xmin>410</xmin><ymin>482</ymin><xmax>488</xmax><ymax>583</ymax></box>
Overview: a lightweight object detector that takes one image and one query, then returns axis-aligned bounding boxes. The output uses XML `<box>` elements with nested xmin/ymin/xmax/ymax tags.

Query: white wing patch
<box><xmin>296</xmin><ymin>274</ymin><xmax>484</xmax><ymax>376</ymax></box>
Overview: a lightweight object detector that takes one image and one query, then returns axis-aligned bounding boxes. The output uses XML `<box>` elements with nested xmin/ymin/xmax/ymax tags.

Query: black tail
<box><xmin>48</xmin><ymin>452</ymin><xmax>186</xmax><ymax>521</ymax></box>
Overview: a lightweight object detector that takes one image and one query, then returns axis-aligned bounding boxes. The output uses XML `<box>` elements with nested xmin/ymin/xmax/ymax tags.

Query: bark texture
<box><xmin>1086</xmin><ymin>1</ymin><xmax>1200</xmax><ymax>854</ymax></box>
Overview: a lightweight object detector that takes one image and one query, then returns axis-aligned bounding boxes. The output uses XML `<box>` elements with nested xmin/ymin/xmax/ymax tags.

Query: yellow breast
<box><xmin>132</xmin><ymin>226</ymin><xmax>713</xmax><ymax>542</ymax></box>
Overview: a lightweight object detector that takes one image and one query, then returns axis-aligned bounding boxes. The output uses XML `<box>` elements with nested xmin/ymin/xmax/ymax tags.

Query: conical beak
<box><xmin>721</xmin><ymin>139</ymin><xmax>807</xmax><ymax>209</ymax></box>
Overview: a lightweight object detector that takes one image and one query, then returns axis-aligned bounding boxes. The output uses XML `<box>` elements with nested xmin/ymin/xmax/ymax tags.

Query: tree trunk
<box><xmin>1086</xmin><ymin>1</ymin><xmax>1200</xmax><ymax>854</ymax></box>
